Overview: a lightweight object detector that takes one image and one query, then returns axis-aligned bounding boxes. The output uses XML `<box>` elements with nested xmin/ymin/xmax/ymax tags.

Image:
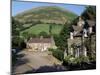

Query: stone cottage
<box><xmin>67</xmin><ymin>16</ymin><xmax>96</xmax><ymax>58</ymax></box>
<box><xmin>26</xmin><ymin>36</ymin><xmax>57</xmax><ymax>51</ymax></box>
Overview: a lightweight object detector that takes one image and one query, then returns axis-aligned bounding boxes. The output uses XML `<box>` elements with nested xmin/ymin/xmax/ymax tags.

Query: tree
<box><xmin>81</xmin><ymin>6</ymin><xmax>96</xmax><ymax>20</ymax></box>
<box><xmin>39</xmin><ymin>31</ymin><xmax>49</xmax><ymax>38</ymax></box>
<box><xmin>22</xmin><ymin>31</ymin><xmax>29</xmax><ymax>39</ymax></box>
<box><xmin>12</xmin><ymin>17</ymin><xmax>21</xmax><ymax>36</ymax></box>
<box><xmin>49</xmin><ymin>24</ymin><xmax>52</xmax><ymax>35</ymax></box>
<box><xmin>12</xmin><ymin>17</ymin><xmax>25</xmax><ymax>49</ymax></box>
<box><xmin>12</xmin><ymin>36</ymin><xmax>23</xmax><ymax>48</ymax></box>
<box><xmin>58</xmin><ymin>22</ymin><xmax>71</xmax><ymax>52</ymax></box>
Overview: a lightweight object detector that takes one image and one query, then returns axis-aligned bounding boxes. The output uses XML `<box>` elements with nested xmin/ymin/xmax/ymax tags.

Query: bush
<box><xmin>64</xmin><ymin>55</ymin><xmax>76</xmax><ymax>64</ymax></box>
<box><xmin>48</xmin><ymin>48</ymin><xmax>54</xmax><ymax>51</ymax></box>
<box><xmin>64</xmin><ymin>55</ymin><xmax>90</xmax><ymax>65</ymax></box>
<box><xmin>12</xmin><ymin>35</ymin><xmax>27</xmax><ymax>50</ymax></box>
<box><xmin>89</xmin><ymin>54</ymin><xmax>96</xmax><ymax>62</ymax></box>
<box><xmin>39</xmin><ymin>31</ymin><xmax>50</xmax><ymax>38</ymax></box>
<box><xmin>49</xmin><ymin>48</ymin><xmax>64</xmax><ymax>61</ymax></box>
<box><xmin>80</xmin><ymin>56</ymin><xmax>90</xmax><ymax>63</ymax></box>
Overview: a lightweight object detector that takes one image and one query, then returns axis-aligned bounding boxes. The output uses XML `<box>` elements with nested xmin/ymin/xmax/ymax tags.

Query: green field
<box><xmin>20</xmin><ymin>24</ymin><xmax>63</xmax><ymax>36</ymax></box>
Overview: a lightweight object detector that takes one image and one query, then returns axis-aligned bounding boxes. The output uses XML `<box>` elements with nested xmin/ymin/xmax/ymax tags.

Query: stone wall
<box><xmin>67</xmin><ymin>37</ymin><xmax>82</xmax><ymax>57</ymax></box>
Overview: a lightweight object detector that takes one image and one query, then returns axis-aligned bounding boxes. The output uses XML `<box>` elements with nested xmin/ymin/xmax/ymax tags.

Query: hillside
<box><xmin>14</xmin><ymin>6</ymin><xmax>77</xmax><ymax>25</ymax></box>
<box><xmin>20</xmin><ymin>24</ymin><xmax>63</xmax><ymax>36</ymax></box>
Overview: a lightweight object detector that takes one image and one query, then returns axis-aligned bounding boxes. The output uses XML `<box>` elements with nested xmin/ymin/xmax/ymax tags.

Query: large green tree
<box><xmin>55</xmin><ymin>22</ymin><xmax>71</xmax><ymax>53</ymax></box>
<box><xmin>12</xmin><ymin>17</ymin><xmax>25</xmax><ymax>48</ymax></box>
<box><xmin>81</xmin><ymin>6</ymin><xmax>96</xmax><ymax>20</ymax></box>
<box><xmin>12</xmin><ymin>17</ymin><xmax>21</xmax><ymax>36</ymax></box>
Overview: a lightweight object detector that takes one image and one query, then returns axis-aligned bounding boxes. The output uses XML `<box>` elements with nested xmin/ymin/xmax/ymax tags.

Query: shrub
<box><xmin>89</xmin><ymin>54</ymin><xmax>96</xmax><ymax>62</ymax></box>
<box><xmin>48</xmin><ymin>48</ymin><xmax>54</xmax><ymax>51</ymax></box>
<box><xmin>80</xmin><ymin>56</ymin><xmax>90</xmax><ymax>63</ymax></box>
<box><xmin>39</xmin><ymin>31</ymin><xmax>50</xmax><ymax>38</ymax></box>
<box><xmin>64</xmin><ymin>55</ymin><xmax>90</xmax><ymax>65</ymax></box>
<box><xmin>64</xmin><ymin>55</ymin><xmax>80</xmax><ymax>65</ymax></box>
<box><xmin>49</xmin><ymin>48</ymin><xmax>64</xmax><ymax>61</ymax></box>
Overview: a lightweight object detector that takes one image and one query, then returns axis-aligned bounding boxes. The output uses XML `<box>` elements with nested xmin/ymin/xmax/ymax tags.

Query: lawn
<box><xmin>20</xmin><ymin>23</ymin><xmax>63</xmax><ymax>36</ymax></box>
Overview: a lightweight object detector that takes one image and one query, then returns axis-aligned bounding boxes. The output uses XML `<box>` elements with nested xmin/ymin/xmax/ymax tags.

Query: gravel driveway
<box><xmin>12</xmin><ymin>50</ymin><xmax>67</xmax><ymax>74</ymax></box>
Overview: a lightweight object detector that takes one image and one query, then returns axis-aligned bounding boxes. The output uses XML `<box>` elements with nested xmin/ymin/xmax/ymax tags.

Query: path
<box><xmin>12</xmin><ymin>50</ymin><xmax>67</xmax><ymax>74</ymax></box>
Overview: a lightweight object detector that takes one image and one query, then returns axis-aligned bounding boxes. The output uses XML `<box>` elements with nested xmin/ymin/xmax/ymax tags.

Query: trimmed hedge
<box><xmin>49</xmin><ymin>48</ymin><xmax>64</xmax><ymax>61</ymax></box>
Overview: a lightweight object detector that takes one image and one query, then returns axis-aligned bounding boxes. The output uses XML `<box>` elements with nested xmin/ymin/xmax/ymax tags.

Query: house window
<box><xmin>75</xmin><ymin>48</ymin><xmax>80</xmax><ymax>57</ymax></box>
<box><xmin>70</xmin><ymin>48</ymin><xmax>73</xmax><ymax>55</ymax></box>
<box><xmin>83</xmin><ymin>29</ymin><xmax>88</xmax><ymax>37</ymax></box>
<box><xmin>89</xmin><ymin>27</ymin><xmax>92</xmax><ymax>33</ymax></box>
<box><xmin>84</xmin><ymin>47</ymin><xmax>87</xmax><ymax>57</ymax></box>
<box><xmin>75</xmin><ymin>45</ymin><xmax>81</xmax><ymax>57</ymax></box>
<box><xmin>70</xmin><ymin>32</ymin><xmax>73</xmax><ymax>39</ymax></box>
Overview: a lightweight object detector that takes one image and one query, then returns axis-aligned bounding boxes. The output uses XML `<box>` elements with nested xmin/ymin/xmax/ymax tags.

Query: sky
<box><xmin>12</xmin><ymin>1</ymin><xmax>87</xmax><ymax>16</ymax></box>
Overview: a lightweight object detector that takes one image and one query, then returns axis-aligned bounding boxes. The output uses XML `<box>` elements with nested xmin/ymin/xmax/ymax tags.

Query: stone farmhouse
<box><xmin>26</xmin><ymin>36</ymin><xmax>57</xmax><ymax>51</ymax></box>
<box><xmin>67</xmin><ymin>16</ymin><xmax>96</xmax><ymax>58</ymax></box>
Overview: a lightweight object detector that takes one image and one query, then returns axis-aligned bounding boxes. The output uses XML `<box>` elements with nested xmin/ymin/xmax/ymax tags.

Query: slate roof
<box><xmin>72</xmin><ymin>25</ymin><xmax>83</xmax><ymax>36</ymax></box>
<box><xmin>86</xmin><ymin>20</ymin><xmax>95</xmax><ymax>27</ymax></box>
<box><xmin>72</xmin><ymin>25</ymin><xmax>83</xmax><ymax>32</ymax></box>
<box><xmin>27</xmin><ymin>38</ymin><xmax>52</xmax><ymax>43</ymax></box>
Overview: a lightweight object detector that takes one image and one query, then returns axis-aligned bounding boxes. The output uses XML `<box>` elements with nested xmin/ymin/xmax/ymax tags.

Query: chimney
<box><xmin>77</xmin><ymin>16</ymin><xmax>85</xmax><ymax>27</ymax></box>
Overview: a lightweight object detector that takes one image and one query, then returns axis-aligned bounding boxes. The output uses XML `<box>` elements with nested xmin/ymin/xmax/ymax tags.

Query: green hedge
<box><xmin>49</xmin><ymin>48</ymin><xmax>64</xmax><ymax>61</ymax></box>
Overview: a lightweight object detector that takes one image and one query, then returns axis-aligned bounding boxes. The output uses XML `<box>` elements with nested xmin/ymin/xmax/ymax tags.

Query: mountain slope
<box><xmin>14</xmin><ymin>6</ymin><xmax>77</xmax><ymax>25</ymax></box>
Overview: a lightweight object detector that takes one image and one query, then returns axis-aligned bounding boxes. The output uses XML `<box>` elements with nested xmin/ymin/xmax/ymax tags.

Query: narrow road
<box><xmin>12</xmin><ymin>50</ymin><xmax>67</xmax><ymax>74</ymax></box>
